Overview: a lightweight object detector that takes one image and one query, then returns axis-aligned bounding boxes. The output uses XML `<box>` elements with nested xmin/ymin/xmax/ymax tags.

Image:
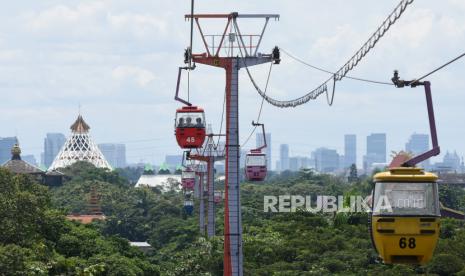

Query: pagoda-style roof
<box><xmin>49</xmin><ymin>114</ymin><xmax>112</xmax><ymax>171</ymax></box>
<box><xmin>158</xmin><ymin>163</ymin><xmax>171</xmax><ymax>174</ymax></box>
<box><xmin>70</xmin><ymin>115</ymin><xmax>90</xmax><ymax>133</ymax></box>
<box><xmin>144</xmin><ymin>163</ymin><xmax>155</xmax><ymax>175</ymax></box>
<box><xmin>2</xmin><ymin>144</ymin><xmax>44</xmax><ymax>175</ymax></box>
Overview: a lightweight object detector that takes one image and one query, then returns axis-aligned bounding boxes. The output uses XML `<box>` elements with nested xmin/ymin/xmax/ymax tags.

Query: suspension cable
<box><xmin>257</xmin><ymin>63</ymin><xmax>273</xmax><ymax>122</ymax></box>
<box><xmin>243</xmin><ymin>0</ymin><xmax>414</xmax><ymax>108</ymax></box>
<box><xmin>241</xmin><ymin>62</ymin><xmax>273</xmax><ymax>148</ymax></box>
<box><xmin>280</xmin><ymin>48</ymin><xmax>393</xmax><ymax>85</ymax></box>
<box><xmin>411</xmin><ymin>51</ymin><xmax>465</xmax><ymax>85</ymax></box>
<box><xmin>326</xmin><ymin>75</ymin><xmax>336</xmax><ymax>106</ymax></box>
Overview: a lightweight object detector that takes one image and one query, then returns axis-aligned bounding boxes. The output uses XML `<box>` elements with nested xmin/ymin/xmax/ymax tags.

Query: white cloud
<box><xmin>308</xmin><ymin>24</ymin><xmax>361</xmax><ymax>67</ymax></box>
<box><xmin>449</xmin><ymin>0</ymin><xmax>465</xmax><ymax>10</ymax></box>
<box><xmin>107</xmin><ymin>13</ymin><xmax>168</xmax><ymax>38</ymax></box>
<box><xmin>438</xmin><ymin>16</ymin><xmax>465</xmax><ymax>38</ymax></box>
<box><xmin>23</xmin><ymin>1</ymin><xmax>171</xmax><ymax>44</ymax></box>
<box><xmin>111</xmin><ymin>65</ymin><xmax>155</xmax><ymax>87</ymax></box>
<box><xmin>26</xmin><ymin>2</ymin><xmax>106</xmax><ymax>31</ymax></box>
<box><xmin>389</xmin><ymin>9</ymin><xmax>434</xmax><ymax>48</ymax></box>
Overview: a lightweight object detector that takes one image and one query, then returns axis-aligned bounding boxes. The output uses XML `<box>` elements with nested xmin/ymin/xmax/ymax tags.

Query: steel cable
<box><xmin>243</xmin><ymin>0</ymin><xmax>414</xmax><ymax>108</ymax></box>
<box><xmin>411</xmin><ymin>51</ymin><xmax>465</xmax><ymax>85</ymax></box>
<box><xmin>241</xmin><ymin>62</ymin><xmax>273</xmax><ymax>148</ymax></box>
<box><xmin>280</xmin><ymin>48</ymin><xmax>393</xmax><ymax>85</ymax></box>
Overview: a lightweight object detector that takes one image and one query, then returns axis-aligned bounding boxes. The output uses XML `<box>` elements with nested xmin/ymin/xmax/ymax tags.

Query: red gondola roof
<box><xmin>176</xmin><ymin>106</ymin><xmax>204</xmax><ymax>113</ymax></box>
<box><xmin>247</xmin><ymin>152</ymin><xmax>265</xmax><ymax>156</ymax></box>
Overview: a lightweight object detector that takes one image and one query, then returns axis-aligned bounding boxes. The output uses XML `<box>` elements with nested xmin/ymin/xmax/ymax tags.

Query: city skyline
<box><xmin>4</xmin><ymin>129</ymin><xmax>465</xmax><ymax>170</ymax></box>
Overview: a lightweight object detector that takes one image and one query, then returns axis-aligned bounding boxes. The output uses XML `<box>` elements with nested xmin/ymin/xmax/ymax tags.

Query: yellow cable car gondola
<box><xmin>371</xmin><ymin>167</ymin><xmax>440</xmax><ymax>265</ymax></box>
<box><xmin>369</xmin><ymin>71</ymin><xmax>442</xmax><ymax>265</ymax></box>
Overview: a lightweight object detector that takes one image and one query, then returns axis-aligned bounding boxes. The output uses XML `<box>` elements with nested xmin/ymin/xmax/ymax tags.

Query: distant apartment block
<box><xmin>280</xmin><ymin>144</ymin><xmax>289</xmax><ymax>171</ymax></box>
<box><xmin>289</xmin><ymin>157</ymin><xmax>299</xmax><ymax>171</ymax></box>
<box><xmin>288</xmin><ymin>156</ymin><xmax>313</xmax><ymax>171</ymax></box>
<box><xmin>312</xmin><ymin>147</ymin><xmax>340</xmax><ymax>173</ymax></box>
<box><xmin>405</xmin><ymin>133</ymin><xmax>430</xmax><ymax>168</ymax></box>
<box><xmin>433</xmin><ymin>151</ymin><xmax>462</xmax><ymax>173</ymax></box>
<box><xmin>344</xmin><ymin>134</ymin><xmax>356</xmax><ymax>168</ymax></box>
<box><xmin>43</xmin><ymin>133</ymin><xmax>66</xmax><ymax>167</ymax></box>
<box><xmin>364</xmin><ymin>133</ymin><xmax>386</xmax><ymax>171</ymax></box>
<box><xmin>0</xmin><ymin>137</ymin><xmax>18</xmax><ymax>164</ymax></box>
<box><xmin>98</xmin><ymin>143</ymin><xmax>127</xmax><ymax>168</ymax></box>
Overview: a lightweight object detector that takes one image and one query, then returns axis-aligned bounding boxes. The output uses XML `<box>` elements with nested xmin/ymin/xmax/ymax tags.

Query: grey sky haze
<box><xmin>0</xmin><ymin>0</ymin><xmax>464</xmax><ymax>167</ymax></box>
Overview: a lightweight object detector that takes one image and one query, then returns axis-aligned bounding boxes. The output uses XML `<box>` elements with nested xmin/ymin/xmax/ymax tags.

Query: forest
<box><xmin>1</xmin><ymin>162</ymin><xmax>465</xmax><ymax>275</ymax></box>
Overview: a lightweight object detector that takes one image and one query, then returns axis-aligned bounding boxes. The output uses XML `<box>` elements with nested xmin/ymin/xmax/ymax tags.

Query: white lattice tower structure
<box><xmin>48</xmin><ymin>115</ymin><xmax>112</xmax><ymax>171</ymax></box>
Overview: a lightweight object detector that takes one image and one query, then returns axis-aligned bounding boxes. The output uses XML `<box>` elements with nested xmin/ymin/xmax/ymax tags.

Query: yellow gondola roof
<box><xmin>374</xmin><ymin>167</ymin><xmax>438</xmax><ymax>182</ymax></box>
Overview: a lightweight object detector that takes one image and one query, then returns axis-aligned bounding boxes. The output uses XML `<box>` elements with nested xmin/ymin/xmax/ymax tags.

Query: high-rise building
<box><xmin>287</xmin><ymin>156</ymin><xmax>314</xmax><ymax>171</ymax></box>
<box><xmin>405</xmin><ymin>133</ymin><xmax>429</xmax><ymax>168</ymax></box>
<box><xmin>256</xmin><ymin>132</ymin><xmax>271</xmax><ymax>170</ymax></box>
<box><xmin>98</xmin><ymin>144</ymin><xmax>127</xmax><ymax>168</ymax></box>
<box><xmin>312</xmin><ymin>147</ymin><xmax>340</xmax><ymax>173</ymax></box>
<box><xmin>43</xmin><ymin>133</ymin><xmax>66</xmax><ymax>168</ymax></box>
<box><xmin>279</xmin><ymin>144</ymin><xmax>289</xmax><ymax>171</ymax></box>
<box><xmin>289</xmin><ymin>157</ymin><xmax>300</xmax><ymax>171</ymax></box>
<box><xmin>432</xmin><ymin>151</ymin><xmax>462</xmax><ymax>173</ymax></box>
<box><xmin>442</xmin><ymin>151</ymin><xmax>461</xmax><ymax>171</ymax></box>
<box><xmin>364</xmin><ymin>133</ymin><xmax>386</xmax><ymax>171</ymax></box>
<box><xmin>344</xmin><ymin>134</ymin><xmax>356</xmax><ymax>168</ymax></box>
<box><xmin>0</xmin><ymin>137</ymin><xmax>18</xmax><ymax>164</ymax></box>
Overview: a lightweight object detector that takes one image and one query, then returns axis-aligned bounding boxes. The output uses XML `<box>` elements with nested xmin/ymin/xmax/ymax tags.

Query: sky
<box><xmin>0</xmin><ymin>0</ymin><xmax>464</xmax><ymax>168</ymax></box>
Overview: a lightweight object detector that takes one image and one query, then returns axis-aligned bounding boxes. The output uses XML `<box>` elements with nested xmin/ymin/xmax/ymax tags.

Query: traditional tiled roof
<box><xmin>2</xmin><ymin>144</ymin><xmax>44</xmax><ymax>175</ymax></box>
<box><xmin>3</xmin><ymin>159</ymin><xmax>44</xmax><ymax>174</ymax></box>
<box><xmin>66</xmin><ymin>214</ymin><xmax>106</xmax><ymax>224</ymax></box>
<box><xmin>70</xmin><ymin>115</ymin><xmax>90</xmax><ymax>133</ymax></box>
<box><xmin>144</xmin><ymin>163</ymin><xmax>155</xmax><ymax>175</ymax></box>
<box><xmin>45</xmin><ymin>170</ymin><xmax>64</xmax><ymax>176</ymax></box>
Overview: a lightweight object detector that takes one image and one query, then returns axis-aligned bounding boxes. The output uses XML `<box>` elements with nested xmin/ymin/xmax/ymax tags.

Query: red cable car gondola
<box><xmin>245</xmin><ymin>150</ymin><xmax>267</xmax><ymax>181</ymax></box>
<box><xmin>175</xmin><ymin>106</ymin><xmax>206</xmax><ymax>148</ymax></box>
<box><xmin>181</xmin><ymin>167</ymin><xmax>196</xmax><ymax>190</ymax></box>
<box><xmin>245</xmin><ymin>122</ymin><xmax>267</xmax><ymax>182</ymax></box>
